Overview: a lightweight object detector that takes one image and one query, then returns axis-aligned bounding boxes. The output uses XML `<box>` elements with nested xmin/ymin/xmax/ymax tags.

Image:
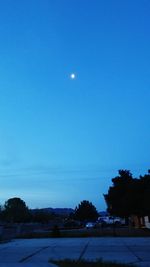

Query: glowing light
<box><xmin>70</xmin><ymin>73</ymin><xmax>76</xmax><ymax>79</ymax></box>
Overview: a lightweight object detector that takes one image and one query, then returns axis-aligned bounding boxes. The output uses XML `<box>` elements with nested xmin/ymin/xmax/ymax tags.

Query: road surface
<box><xmin>0</xmin><ymin>237</ymin><xmax>150</xmax><ymax>266</ymax></box>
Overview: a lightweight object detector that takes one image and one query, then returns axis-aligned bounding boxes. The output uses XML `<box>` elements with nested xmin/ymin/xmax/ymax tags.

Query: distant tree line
<box><xmin>2</xmin><ymin>169</ymin><xmax>149</xmax><ymax>226</ymax></box>
<box><xmin>0</xmin><ymin>197</ymin><xmax>99</xmax><ymax>224</ymax></box>
<box><xmin>0</xmin><ymin>197</ymin><xmax>57</xmax><ymax>223</ymax></box>
<box><xmin>104</xmin><ymin>169</ymin><xmax>150</xmax><ymax>223</ymax></box>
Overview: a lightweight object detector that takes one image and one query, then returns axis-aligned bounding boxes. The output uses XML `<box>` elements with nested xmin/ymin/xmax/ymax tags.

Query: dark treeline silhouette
<box><xmin>0</xmin><ymin>197</ymin><xmax>57</xmax><ymax>223</ymax></box>
<box><xmin>104</xmin><ymin>169</ymin><xmax>150</xmax><ymax>224</ymax></box>
<box><xmin>3</xmin><ymin>169</ymin><xmax>150</xmax><ymax>226</ymax></box>
<box><xmin>0</xmin><ymin>197</ymin><xmax>98</xmax><ymax>224</ymax></box>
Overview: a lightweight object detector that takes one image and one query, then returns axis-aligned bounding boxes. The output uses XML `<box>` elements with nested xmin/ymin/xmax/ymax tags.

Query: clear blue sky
<box><xmin>0</xmin><ymin>0</ymin><xmax>150</xmax><ymax>211</ymax></box>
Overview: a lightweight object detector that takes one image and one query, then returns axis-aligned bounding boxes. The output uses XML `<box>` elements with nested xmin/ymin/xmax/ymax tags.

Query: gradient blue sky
<box><xmin>0</xmin><ymin>0</ymin><xmax>150</xmax><ymax>211</ymax></box>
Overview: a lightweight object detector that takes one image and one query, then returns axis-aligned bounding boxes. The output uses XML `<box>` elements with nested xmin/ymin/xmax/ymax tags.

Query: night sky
<box><xmin>0</xmin><ymin>0</ymin><xmax>150</xmax><ymax>210</ymax></box>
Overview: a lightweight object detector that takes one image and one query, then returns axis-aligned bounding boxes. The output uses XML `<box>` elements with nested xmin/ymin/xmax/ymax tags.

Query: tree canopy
<box><xmin>104</xmin><ymin>169</ymin><xmax>150</xmax><ymax>218</ymax></box>
<box><xmin>2</xmin><ymin>197</ymin><xmax>30</xmax><ymax>223</ymax></box>
<box><xmin>74</xmin><ymin>200</ymin><xmax>98</xmax><ymax>222</ymax></box>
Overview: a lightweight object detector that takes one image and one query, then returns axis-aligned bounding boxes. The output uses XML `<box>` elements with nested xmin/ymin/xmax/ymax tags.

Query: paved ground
<box><xmin>0</xmin><ymin>237</ymin><xmax>150</xmax><ymax>267</ymax></box>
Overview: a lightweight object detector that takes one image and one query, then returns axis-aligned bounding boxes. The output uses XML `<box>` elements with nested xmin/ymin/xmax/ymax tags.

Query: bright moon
<box><xmin>70</xmin><ymin>73</ymin><xmax>76</xmax><ymax>79</ymax></box>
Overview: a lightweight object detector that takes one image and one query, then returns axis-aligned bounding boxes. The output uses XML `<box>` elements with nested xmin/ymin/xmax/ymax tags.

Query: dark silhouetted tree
<box><xmin>104</xmin><ymin>169</ymin><xmax>150</xmax><ymax>220</ymax></box>
<box><xmin>104</xmin><ymin>170</ymin><xmax>133</xmax><ymax>218</ymax></box>
<box><xmin>2</xmin><ymin>197</ymin><xmax>30</xmax><ymax>223</ymax></box>
<box><xmin>74</xmin><ymin>200</ymin><xmax>98</xmax><ymax>222</ymax></box>
<box><xmin>139</xmin><ymin>170</ymin><xmax>150</xmax><ymax>216</ymax></box>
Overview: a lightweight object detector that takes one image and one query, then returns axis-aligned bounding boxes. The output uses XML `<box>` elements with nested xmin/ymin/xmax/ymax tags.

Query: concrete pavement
<box><xmin>0</xmin><ymin>237</ymin><xmax>150</xmax><ymax>266</ymax></box>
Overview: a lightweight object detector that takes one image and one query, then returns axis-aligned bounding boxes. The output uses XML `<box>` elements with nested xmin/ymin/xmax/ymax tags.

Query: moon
<box><xmin>70</xmin><ymin>73</ymin><xmax>76</xmax><ymax>79</ymax></box>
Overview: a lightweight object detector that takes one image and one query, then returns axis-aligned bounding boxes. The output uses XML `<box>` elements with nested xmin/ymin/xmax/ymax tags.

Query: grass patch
<box><xmin>50</xmin><ymin>259</ymin><xmax>136</xmax><ymax>267</ymax></box>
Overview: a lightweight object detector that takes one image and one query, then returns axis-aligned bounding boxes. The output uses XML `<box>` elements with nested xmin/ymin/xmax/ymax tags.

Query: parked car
<box><xmin>98</xmin><ymin>216</ymin><xmax>123</xmax><ymax>226</ymax></box>
<box><xmin>85</xmin><ymin>222</ymin><xmax>95</xmax><ymax>228</ymax></box>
